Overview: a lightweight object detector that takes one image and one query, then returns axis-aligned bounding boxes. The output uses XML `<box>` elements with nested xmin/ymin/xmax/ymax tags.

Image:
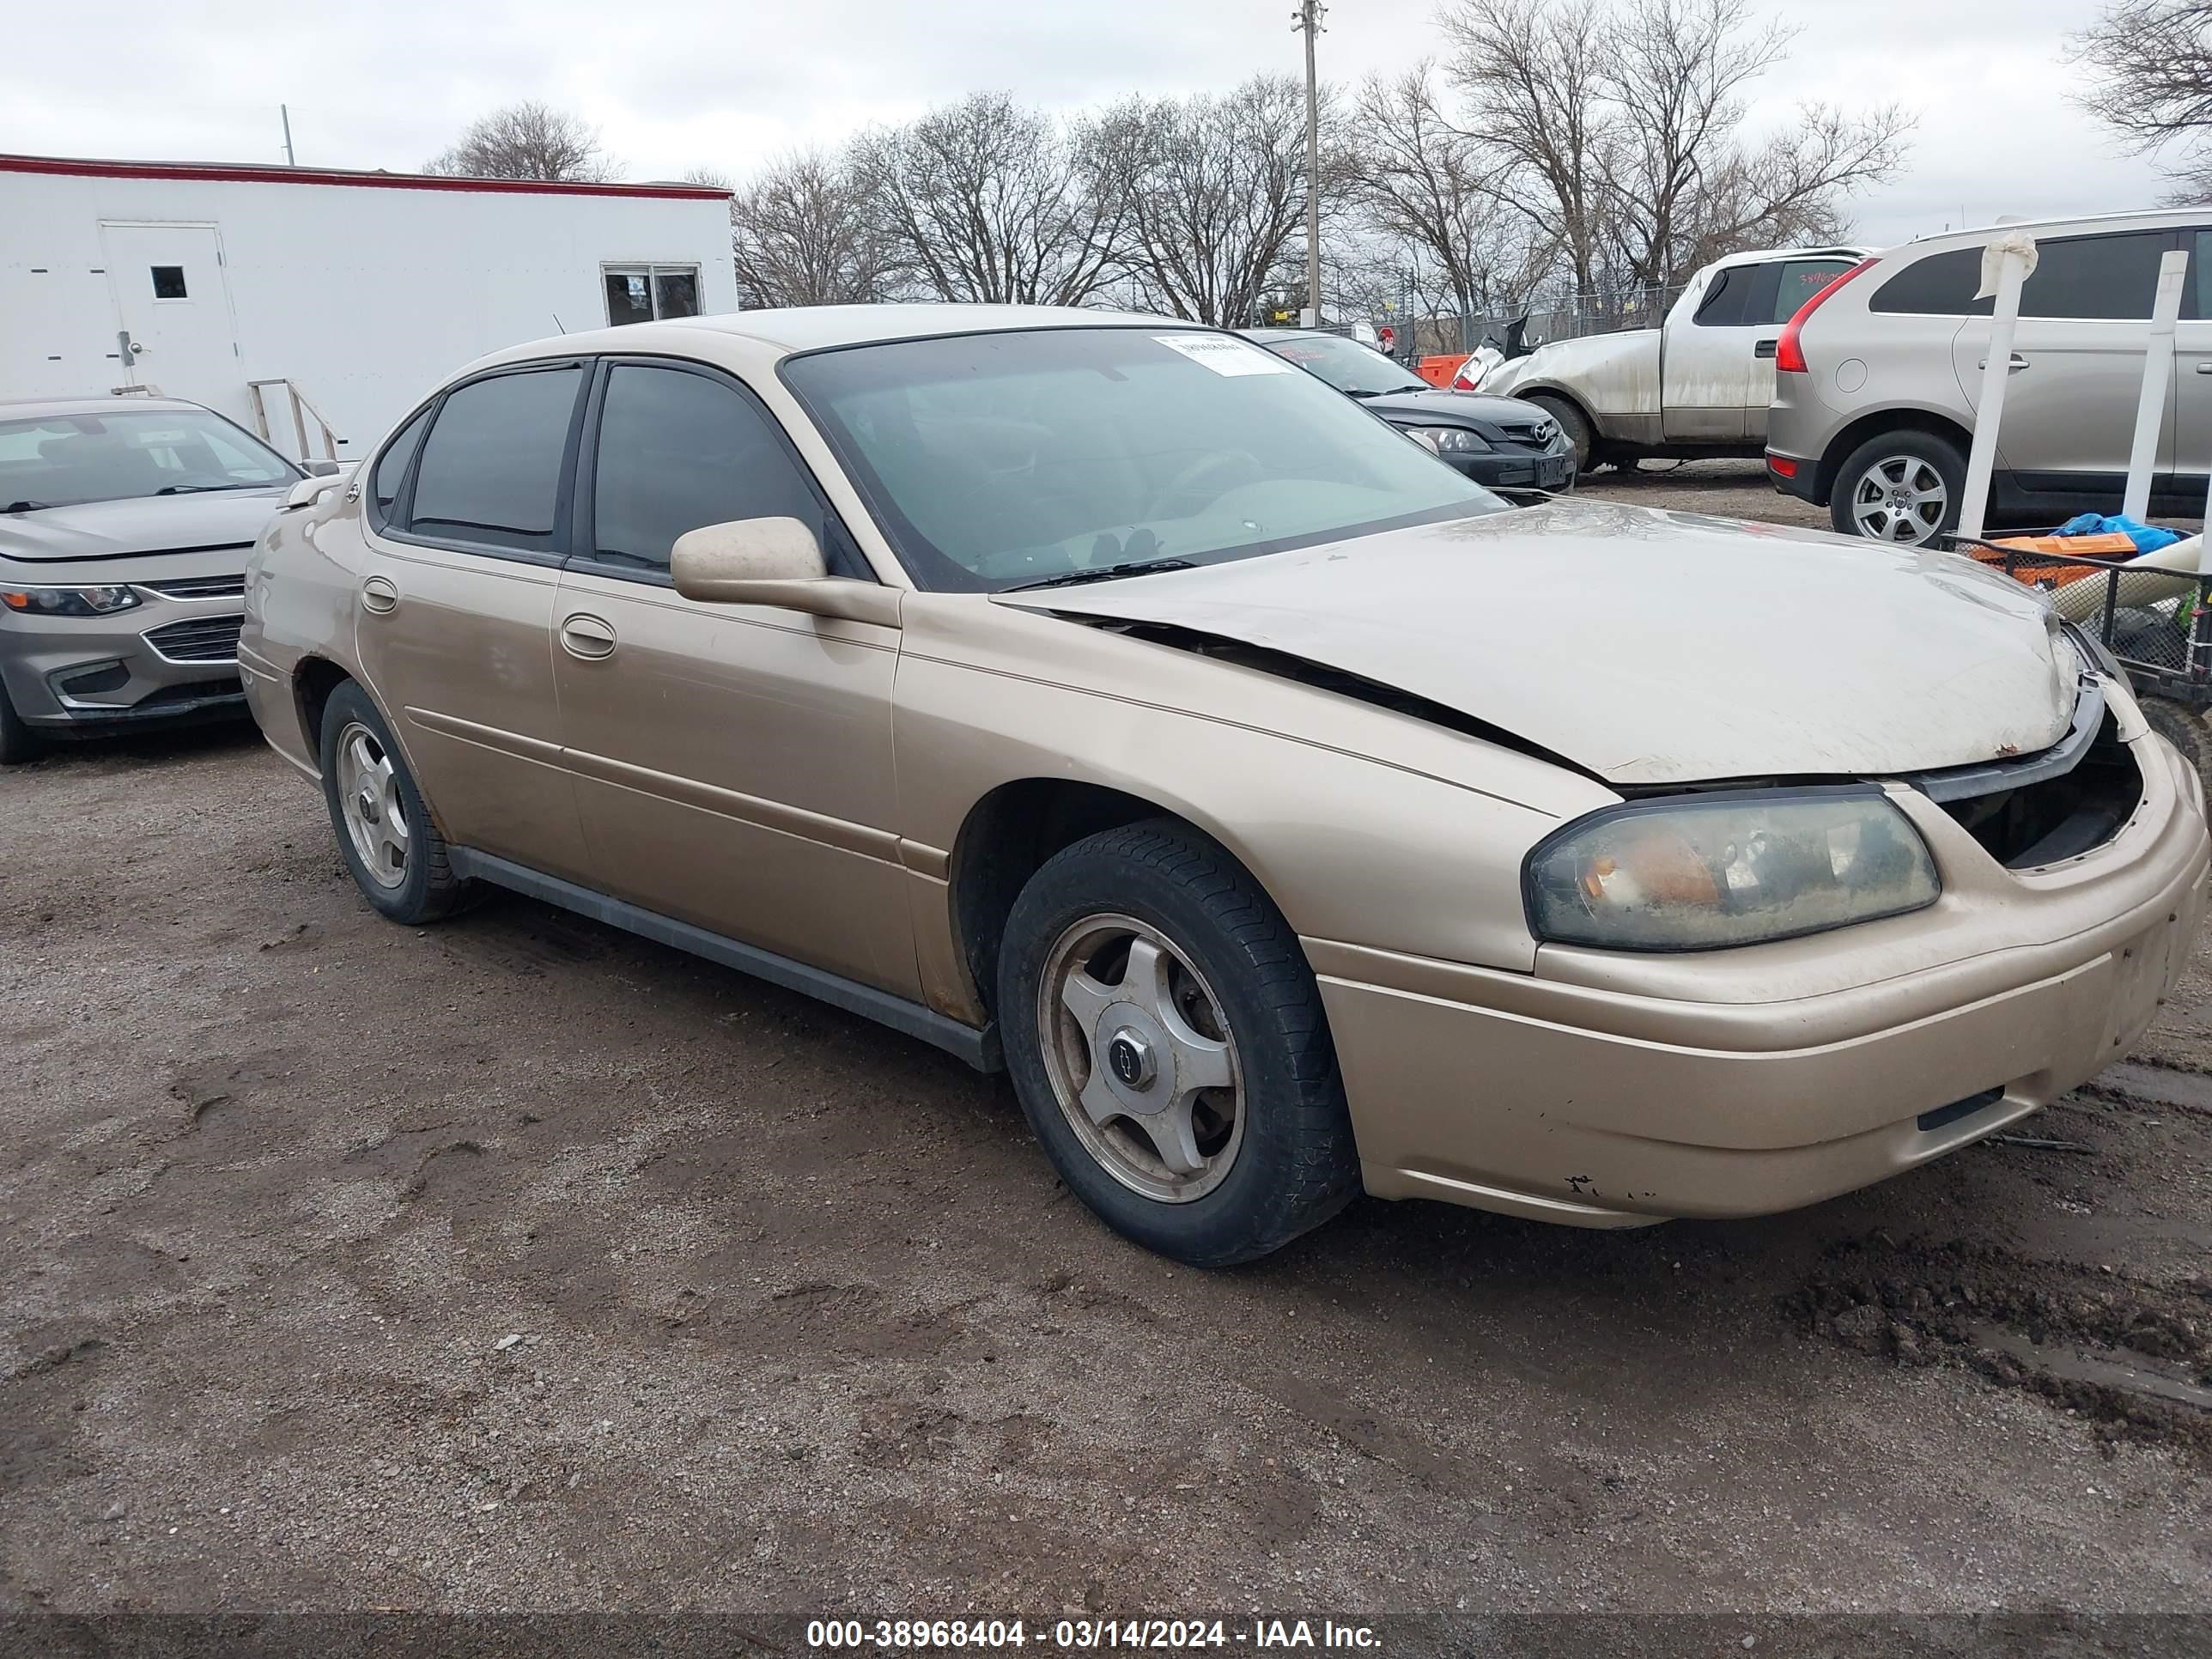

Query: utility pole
<box><xmin>281</xmin><ymin>105</ymin><xmax>296</xmax><ymax>167</ymax></box>
<box><xmin>1293</xmin><ymin>0</ymin><xmax>1324</xmax><ymax>328</ymax></box>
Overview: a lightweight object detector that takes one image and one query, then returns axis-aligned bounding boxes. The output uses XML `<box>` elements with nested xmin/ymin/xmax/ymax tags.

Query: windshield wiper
<box><xmin>3</xmin><ymin>499</ymin><xmax>57</xmax><ymax>514</ymax></box>
<box><xmin>1001</xmin><ymin>557</ymin><xmax>1200</xmax><ymax>592</ymax></box>
<box><xmin>155</xmin><ymin>482</ymin><xmax>268</xmax><ymax>495</ymax></box>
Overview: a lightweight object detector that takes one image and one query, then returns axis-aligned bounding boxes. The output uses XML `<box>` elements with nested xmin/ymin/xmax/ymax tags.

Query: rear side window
<box><xmin>1771</xmin><ymin>260</ymin><xmax>1854</xmax><ymax>324</ymax></box>
<box><xmin>1874</xmin><ymin>233</ymin><xmax>2172</xmax><ymax>319</ymax></box>
<box><xmin>586</xmin><ymin>362</ymin><xmax>854</xmax><ymax>575</ymax></box>
<box><xmin>368</xmin><ymin>406</ymin><xmax>431</xmax><ymax>527</ymax></box>
<box><xmin>405</xmin><ymin>365</ymin><xmax>584</xmax><ymax>550</ymax></box>
<box><xmin>1692</xmin><ymin>266</ymin><xmax>1752</xmax><ymax>326</ymax></box>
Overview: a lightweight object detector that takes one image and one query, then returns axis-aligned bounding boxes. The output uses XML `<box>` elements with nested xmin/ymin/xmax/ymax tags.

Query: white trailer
<box><xmin>0</xmin><ymin>153</ymin><xmax>736</xmax><ymax>461</ymax></box>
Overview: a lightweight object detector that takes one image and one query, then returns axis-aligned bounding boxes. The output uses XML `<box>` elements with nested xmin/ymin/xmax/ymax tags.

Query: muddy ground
<box><xmin>3</xmin><ymin>471</ymin><xmax>2210</xmax><ymax>1630</ymax></box>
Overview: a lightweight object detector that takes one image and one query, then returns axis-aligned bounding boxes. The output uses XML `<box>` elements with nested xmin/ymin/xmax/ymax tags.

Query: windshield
<box><xmin>0</xmin><ymin>409</ymin><xmax>297</xmax><ymax>511</ymax></box>
<box><xmin>1255</xmin><ymin>331</ymin><xmax>1429</xmax><ymax>397</ymax></box>
<box><xmin>781</xmin><ymin>327</ymin><xmax>1501</xmax><ymax>592</ymax></box>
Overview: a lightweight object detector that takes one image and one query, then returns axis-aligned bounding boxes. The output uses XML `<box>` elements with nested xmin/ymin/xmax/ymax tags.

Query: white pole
<box><xmin>2124</xmin><ymin>249</ymin><xmax>2188</xmax><ymax>522</ymax></box>
<box><xmin>1958</xmin><ymin>240</ymin><xmax>2033</xmax><ymax>542</ymax></box>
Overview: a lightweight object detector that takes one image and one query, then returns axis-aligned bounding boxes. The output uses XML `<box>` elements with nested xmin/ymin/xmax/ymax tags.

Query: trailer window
<box><xmin>150</xmin><ymin>265</ymin><xmax>187</xmax><ymax>300</ymax></box>
<box><xmin>603</xmin><ymin>264</ymin><xmax>702</xmax><ymax>326</ymax></box>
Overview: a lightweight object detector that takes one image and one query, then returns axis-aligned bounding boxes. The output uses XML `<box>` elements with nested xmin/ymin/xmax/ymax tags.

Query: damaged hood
<box><xmin>998</xmin><ymin>499</ymin><xmax>2080</xmax><ymax>787</ymax></box>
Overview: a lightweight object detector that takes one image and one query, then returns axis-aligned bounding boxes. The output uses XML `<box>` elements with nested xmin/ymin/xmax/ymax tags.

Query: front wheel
<box><xmin>998</xmin><ymin>820</ymin><xmax>1361</xmax><ymax>1267</ymax></box>
<box><xmin>1527</xmin><ymin>394</ymin><xmax>1593</xmax><ymax>476</ymax></box>
<box><xmin>1830</xmin><ymin>429</ymin><xmax>1965</xmax><ymax>545</ymax></box>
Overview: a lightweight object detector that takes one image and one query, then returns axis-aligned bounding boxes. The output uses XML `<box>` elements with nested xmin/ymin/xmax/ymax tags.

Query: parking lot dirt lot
<box><xmin>5</xmin><ymin>473</ymin><xmax>2212</xmax><ymax>1627</ymax></box>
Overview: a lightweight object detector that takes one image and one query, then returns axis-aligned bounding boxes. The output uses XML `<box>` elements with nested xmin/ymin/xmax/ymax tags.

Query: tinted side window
<box><xmin>587</xmin><ymin>363</ymin><xmax>847</xmax><ymax>574</ymax></box>
<box><xmin>1692</xmin><ymin>266</ymin><xmax>1750</xmax><ymax>326</ymax></box>
<box><xmin>1771</xmin><ymin>260</ymin><xmax>1854</xmax><ymax>324</ymax></box>
<box><xmin>1871</xmin><ymin>247</ymin><xmax>1983</xmax><ymax>315</ymax></box>
<box><xmin>2020</xmin><ymin>232</ymin><xmax>2169</xmax><ymax>319</ymax></box>
<box><xmin>407</xmin><ymin>365</ymin><xmax>584</xmax><ymax>550</ymax></box>
<box><xmin>1874</xmin><ymin>234</ymin><xmax>2172</xmax><ymax>319</ymax></box>
<box><xmin>368</xmin><ymin>406</ymin><xmax>431</xmax><ymax>527</ymax></box>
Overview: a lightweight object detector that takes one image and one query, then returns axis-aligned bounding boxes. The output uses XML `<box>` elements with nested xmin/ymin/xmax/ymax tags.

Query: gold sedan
<box><xmin>240</xmin><ymin>306</ymin><xmax>2209</xmax><ymax>1265</ymax></box>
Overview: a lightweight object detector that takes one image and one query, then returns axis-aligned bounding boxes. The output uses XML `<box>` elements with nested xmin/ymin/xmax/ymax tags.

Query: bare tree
<box><xmin>1347</xmin><ymin>64</ymin><xmax>1552</xmax><ymax>323</ymax></box>
<box><xmin>1439</xmin><ymin>0</ymin><xmax>1907</xmax><ymax>313</ymax></box>
<box><xmin>1439</xmin><ymin>0</ymin><xmax>1613</xmax><ymax>301</ymax></box>
<box><xmin>709</xmin><ymin>149</ymin><xmax>895</xmax><ymax>308</ymax></box>
<box><xmin>2073</xmin><ymin>1</ymin><xmax>2212</xmax><ymax>199</ymax></box>
<box><xmin>425</xmin><ymin>100</ymin><xmax>619</xmax><ymax>182</ymax></box>
<box><xmin>1091</xmin><ymin>77</ymin><xmax>1338</xmax><ymax>326</ymax></box>
<box><xmin>1595</xmin><ymin>0</ymin><xmax>1910</xmax><ymax>293</ymax></box>
<box><xmin>852</xmin><ymin>93</ymin><xmax>1122</xmax><ymax>306</ymax></box>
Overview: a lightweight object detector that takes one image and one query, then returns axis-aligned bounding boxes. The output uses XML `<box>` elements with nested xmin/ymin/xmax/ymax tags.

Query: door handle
<box><xmin>1977</xmin><ymin>353</ymin><xmax>2030</xmax><ymax>372</ymax></box>
<box><xmin>1753</xmin><ymin>337</ymin><xmax>1778</xmax><ymax>359</ymax></box>
<box><xmin>560</xmin><ymin>612</ymin><xmax>617</xmax><ymax>660</ymax></box>
<box><xmin>359</xmin><ymin>574</ymin><xmax>398</xmax><ymax>614</ymax></box>
<box><xmin>2196</xmin><ymin>362</ymin><xmax>2212</xmax><ymax>374</ymax></box>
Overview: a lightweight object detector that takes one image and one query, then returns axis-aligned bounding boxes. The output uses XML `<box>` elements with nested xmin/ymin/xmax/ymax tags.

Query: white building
<box><xmin>0</xmin><ymin>153</ymin><xmax>736</xmax><ymax>461</ymax></box>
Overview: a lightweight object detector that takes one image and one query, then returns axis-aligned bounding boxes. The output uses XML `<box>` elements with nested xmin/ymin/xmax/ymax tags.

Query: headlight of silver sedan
<box><xmin>1523</xmin><ymin>788</ymin><xmax>1940</xmax><ymax>951</ymax></box>
<box><xmin>1</xmin><ymin>584</ymin><xmax>141</xmax><ymax>617</ymax></box>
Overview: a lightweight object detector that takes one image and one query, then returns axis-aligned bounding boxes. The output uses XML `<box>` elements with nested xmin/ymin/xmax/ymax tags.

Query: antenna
<box><xmin>281</xmin><ymin>105</ymin><xmax>296</xmax><ymax>167</ymax></box>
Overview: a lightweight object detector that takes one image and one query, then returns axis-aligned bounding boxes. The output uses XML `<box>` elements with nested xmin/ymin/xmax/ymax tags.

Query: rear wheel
<box><xmin>318</xmin><ymin>680</ymin><xmax>475</xmax><ymax>924</ymax></box>
<box><xmin>998</xmin><ymin>819</ymin><xmax>1361</xmax><ymax>1267</ymax></box>
<box><xmin>1528</xmin><ymin>394</ymin><xmax>1593</xmax><ymax>476</ymax></box>
<box><xmin>1830</xmin><ymin>429</ymin><xmax>1965</xmax><ymax>545</ymax></box>
<box><xmin>0</xmin><ymin>683</ymin><xmax>42</xmax><ymax>766</ymax></box>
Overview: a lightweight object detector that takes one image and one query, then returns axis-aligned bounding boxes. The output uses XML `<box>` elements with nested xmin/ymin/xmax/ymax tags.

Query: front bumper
<box><xmin>0</xmin><ymin>586</ymin><xmax>246</xmax><ymax>735</ymax></box>
<box><xmin>1310</xmin><ymin>729</ymin><xmax>2211</xmax><ymax>1227</ymax></box>
<box><xmin>1448</xmin><ymin>447</ymin><xmax>1577</xmax><ymax>491</ymax></box>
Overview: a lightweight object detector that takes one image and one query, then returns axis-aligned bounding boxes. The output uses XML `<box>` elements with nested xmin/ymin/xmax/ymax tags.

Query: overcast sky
<box><xmin>0</xmin><ymin>0</ymin><xmax>2166</xmax><ymax>249</ymax></box>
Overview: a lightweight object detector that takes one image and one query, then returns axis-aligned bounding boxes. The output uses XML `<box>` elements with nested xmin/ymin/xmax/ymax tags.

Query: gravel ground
<box><xmin>3</xmin><ymin>472</ymin><xmax>2211</xmax><ymax>1630</ymax></box>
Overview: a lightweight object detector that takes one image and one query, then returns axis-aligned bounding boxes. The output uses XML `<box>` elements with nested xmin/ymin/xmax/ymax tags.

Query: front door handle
<box><xmin>1977</xmin><ymin>353</ymin><xmax>2031</xmax><ymax>372</ymax></box>
<box><xmin>1753</xmin><ymin>337</ymin><xmax>1778</xmax><ymax>359</ymax></box>
<box><xmin>359</xmin><ymin>574</ymin><xmax>398</xmax><ymax>614</ymax></box>
<box><xmin>560</xmin><ymin>612</ymin><xmax>617</xmax><ymax>660</ymax></box>
<box><xmin>2196</xmin><ymin>362</ymin><xmax>2212</xmax><ymax>374</ymax></box>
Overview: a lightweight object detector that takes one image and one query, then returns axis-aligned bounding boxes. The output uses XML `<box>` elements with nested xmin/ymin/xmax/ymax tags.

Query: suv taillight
<box><xmin>1775</xmin><ymin>258</ymin><xmax>1877</xmax><ymax>374</ymax></box>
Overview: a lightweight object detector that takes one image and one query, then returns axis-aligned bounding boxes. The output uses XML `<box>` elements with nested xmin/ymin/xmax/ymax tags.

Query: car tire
<box><xmin>997</xmin><ymin>817</ymin><xmax>1362</xmax><ymax>1267</ymax></box>
<box><xmin>0</xmin><ymin>683</ymin><xmax>43</xmax><ymax>766</ymax></box>
<box><xmin>1528</xmin><ymin>395</ymin><xmax>1593</xmax><ymax>476</ymax></box>
<box><xmin>1829</xmin><ymin>429</ymin><xmax>1966</xmax><ymax>546</ymax></box>
<box><xmin>2141</xmin><ymin>696</ymin><xmax>2212</xmax><ymax>795</ymax></box>
<box><xmin>318</xmin><ymin>680</ymin><xmax>475</xmax><ymax>925</ymax></box>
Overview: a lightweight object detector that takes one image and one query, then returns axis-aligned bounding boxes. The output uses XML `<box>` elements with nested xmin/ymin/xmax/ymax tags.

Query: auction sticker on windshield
<box><xmin>1154</xmin><ymin>335</ymin><xmax>1292</xmax><ymax>375</ymax></box>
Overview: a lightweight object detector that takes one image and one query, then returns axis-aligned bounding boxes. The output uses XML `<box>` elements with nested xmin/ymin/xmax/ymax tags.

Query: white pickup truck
<box><xmin>1479</xmin><ymin>246</ymin><xmax>1867</xmax><ymax>474</ymax></box>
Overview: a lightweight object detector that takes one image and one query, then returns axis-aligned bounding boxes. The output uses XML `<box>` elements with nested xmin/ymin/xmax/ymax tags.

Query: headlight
<box><xmin>1523</xmin><ymin>789</ymin><xmax>1940</xmax><ymax>951</ymax></box>
<box><xmin>1</xmin><ymin>585</ymin><xmax>141</xmax><ymax>617</ymax></box>
<box><xmin>1407</xmin><ymin>425</ymin><xmax>1492</xmax><ymax>453</ymax></box>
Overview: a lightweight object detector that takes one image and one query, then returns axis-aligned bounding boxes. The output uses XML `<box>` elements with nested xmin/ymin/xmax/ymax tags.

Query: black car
<box><xmin>1243</xmin><ymin>328</ymin><xmax>1576</xmax><ymax>492</ymax></box>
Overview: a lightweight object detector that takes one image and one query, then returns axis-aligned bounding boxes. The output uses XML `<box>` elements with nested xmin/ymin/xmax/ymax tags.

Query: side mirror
<box><xmin>304</xmin><ymin>459</ymin><xmax>343</xmax><ymax>477</ymax></box>
<box><xmin>283</xmin><ymin>475</ymin><xmax>337</xmax><ymax>511</ymax></box>
<box><xmin>670</xmin><ymin>517</ymin><xmax>900</xmax><ymax>626</ymax></box>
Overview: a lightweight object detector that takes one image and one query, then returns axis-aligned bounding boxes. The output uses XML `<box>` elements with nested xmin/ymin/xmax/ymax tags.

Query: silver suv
<box><xmin>1766</xmin><ymin>209</ymin><xmax>2209</xmax><ymax>544</ymax></box>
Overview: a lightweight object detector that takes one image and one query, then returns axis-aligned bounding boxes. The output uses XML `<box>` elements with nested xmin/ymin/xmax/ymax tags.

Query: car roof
<box><xmin>1898</xmin><ymin>205</ymin><xmax>2209</xmax><ymax>249</ymax></box>
<box><xmin>1708</xmin><ymin>245</ymin><xmax>1869</xmax><ymax>270</ymax></box>
<box><xmin>0</xmin><ymin>395</ymin><xmax>210</xmax><ymax>420</ymax></box>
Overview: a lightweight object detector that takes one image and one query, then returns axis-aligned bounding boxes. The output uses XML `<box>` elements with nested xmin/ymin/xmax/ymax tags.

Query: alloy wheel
<box><xmin>1036</xmin><ymin>913</ymin><xmax>1245</xmax><ymax>1203</ymax></box>
<box><xmin>1848</xmin><ymin>453</ymin><xmax>1949</xmax><ymax>544</ymax></box>
<box><xmin>336</xmin><ymin>720</ymin><xmax>410</xmax><ymax>889</ymax></box>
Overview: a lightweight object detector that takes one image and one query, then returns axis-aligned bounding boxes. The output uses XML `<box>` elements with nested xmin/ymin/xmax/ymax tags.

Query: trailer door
<box><xmin>100</xmin><ymin>222</ymin><xmax>242</xmax><ymax>418</ymax></box>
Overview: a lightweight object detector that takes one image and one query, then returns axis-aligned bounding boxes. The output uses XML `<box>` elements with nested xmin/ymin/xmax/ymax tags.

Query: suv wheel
<box><xmin>1832</xmin><ymin>429</ymin><xmax>1966</xmax><ymax>545</ymax></box>
<box><xmin>318</xmin><ymin>680</ymin><xmax>475</xmax><ymax>924</ymax></box>
<box><xmin>998</xmin><ymin>819</ymin><xmax>1361</xmax><ymax>1267</ymax></box>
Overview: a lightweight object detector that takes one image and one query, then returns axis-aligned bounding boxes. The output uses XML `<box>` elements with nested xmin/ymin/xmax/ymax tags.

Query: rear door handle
<box><xmin>560</xmin><ymin>612</ymin><xmax>617</xmax><ymax>660</ymax></box>
<box><xmin>1978</xmin><ymin>353</ymin><xmax>2030</xmax><ymax>372</ymax></box>
<box><xmin>1753</xmin><ymin>337</ymin><xmax>1778</xmax><ymax>359</ymax></box>
<box><xmin>2196</xmin><ymin>362</ymin><xmax>2212</xmax><ymax>374</ymax></box>
<box><xmin>359</xmin><ymin>575</ymin><xmax>398</xmax><ymax>614</ymax></box>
